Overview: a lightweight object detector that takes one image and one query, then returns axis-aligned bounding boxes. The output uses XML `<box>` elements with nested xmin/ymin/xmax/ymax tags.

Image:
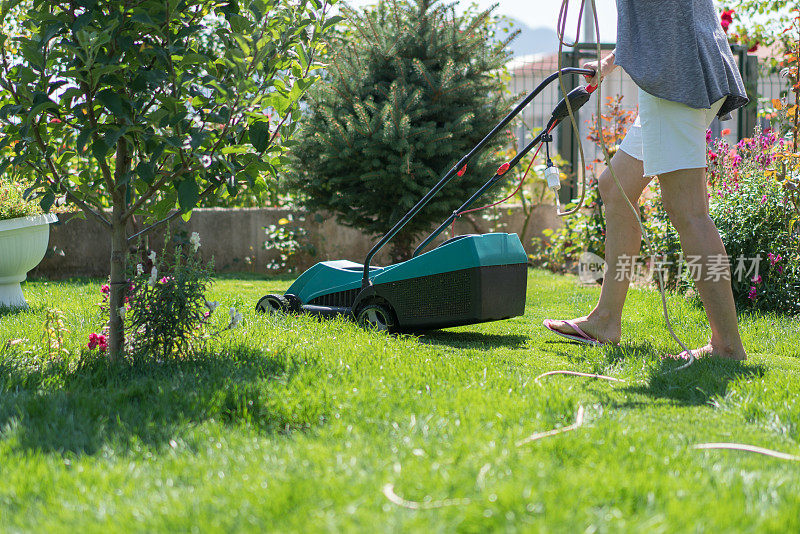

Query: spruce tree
<box><xmin>291</xmin><ymin>0</ymin><xmax>515</xmax><ymax>261</ymax></box>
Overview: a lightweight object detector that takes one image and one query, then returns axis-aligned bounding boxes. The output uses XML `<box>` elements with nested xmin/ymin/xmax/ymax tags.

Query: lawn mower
<box><xmin>256</xmin><ymin>67</ymin><xmax>596</xmax><ymax>332</ymax></box>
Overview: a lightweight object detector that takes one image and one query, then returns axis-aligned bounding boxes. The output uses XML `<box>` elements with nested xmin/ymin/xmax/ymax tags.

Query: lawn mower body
<box><xmin>278</xmin><ymin>233</ymin><xmax>527</xmax><ymax>330</ymax></box>
<box><xmin>257</xmin><ymin>68</ymin><xmax>595</xmax><ymax>331</ymax></box>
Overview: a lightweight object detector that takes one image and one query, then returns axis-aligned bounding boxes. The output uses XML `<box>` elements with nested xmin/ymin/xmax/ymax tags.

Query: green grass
<box><xmin>1</xmin><ymin>270</ymin><xmax>799</xmax><ymax>532</ymax></box>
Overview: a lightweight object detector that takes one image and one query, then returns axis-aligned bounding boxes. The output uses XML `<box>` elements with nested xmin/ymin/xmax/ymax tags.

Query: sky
<box><xmin>345</xmin><ymin>0</ymin><xmax>619</xmax><ymax>41</ymax></box>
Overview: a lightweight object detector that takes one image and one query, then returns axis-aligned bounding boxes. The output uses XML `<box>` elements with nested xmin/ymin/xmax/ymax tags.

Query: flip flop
<box><xmin>542</xmin><ymin>319</ymin><xmax>605</xmax><ymax>346</ymax></box>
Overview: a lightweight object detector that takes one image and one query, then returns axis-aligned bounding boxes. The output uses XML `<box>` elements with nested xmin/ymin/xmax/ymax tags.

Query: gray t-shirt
<box><xmin>614</xmin><ymin>0</ymin><xmax>749</xmax><ymax>120</ymax></box>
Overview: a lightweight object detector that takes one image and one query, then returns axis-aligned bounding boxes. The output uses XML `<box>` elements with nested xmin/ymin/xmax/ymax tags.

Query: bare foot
<box><xmin>544</xmin><ymin>315</ymin><xmax>621</xmax><ymax>345</ymax></box>
<box><xmin>665</xmin><ymin>342</ymin><xmax>747</xmax><ymax>361</ymax></box>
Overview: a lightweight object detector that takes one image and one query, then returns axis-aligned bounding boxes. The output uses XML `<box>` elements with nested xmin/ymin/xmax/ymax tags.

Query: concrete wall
<box><xmin>30</xmin><ymin>205</ymin><xmax>562</xmax><ymax>279</ymax></box>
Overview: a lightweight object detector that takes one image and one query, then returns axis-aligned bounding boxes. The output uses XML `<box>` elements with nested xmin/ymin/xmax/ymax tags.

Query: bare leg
<box><xmin>658</xmin><ymin>167</ymin><xmax>747</xmax><ymax>360</ymax></box>
<box><xmin>548</xmin><ymin>149</ymin><xmax>652</xmax><ymax>344</ymax></box>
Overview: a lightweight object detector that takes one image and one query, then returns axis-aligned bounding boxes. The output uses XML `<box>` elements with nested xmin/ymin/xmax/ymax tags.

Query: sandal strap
<box><xmin>564</xmin><ymin>320</ymin><xmax>595</xmax><ymax>343</ymax></box>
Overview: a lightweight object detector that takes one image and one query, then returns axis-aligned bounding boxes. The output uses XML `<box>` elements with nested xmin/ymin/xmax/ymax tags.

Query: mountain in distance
<box><xmin>501</xmin><ymin>18</ymin><xmax>562</xmax><ymax>57</ymax></box>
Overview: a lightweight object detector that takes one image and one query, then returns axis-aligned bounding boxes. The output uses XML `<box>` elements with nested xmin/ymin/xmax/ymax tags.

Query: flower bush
<box><xmin>87</xmin><ymin>231</ymin><xmax>242</xmax><ymax>359</ymax></box>
<box><xmin>646</xmin><ymin>125</ymin><xmax>800</xmax><ymax>314</ymax></box>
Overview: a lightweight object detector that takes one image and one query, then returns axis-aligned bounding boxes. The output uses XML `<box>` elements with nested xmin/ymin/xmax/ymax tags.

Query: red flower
<box><xmin>748</xmin><ymin>42</ymin><xmax>759</xmax><ymax>52</ymax></box>
<box><xmin>720</xmin><ymin>9</ymin><xmax>735</xmax><ymax>33</ymax></box>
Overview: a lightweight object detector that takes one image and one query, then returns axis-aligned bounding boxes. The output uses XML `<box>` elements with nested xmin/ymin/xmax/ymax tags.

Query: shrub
<box><xmin>263</xmin><ymin>214</ymin><xmax>316</xmax><ymax>273</ymax></box>
<box><xmin>645</xmin><ymin>125</ymin><xmax>800</xmax><ymax>314</ymax></box>
<box><xmin>125</xmin><ymin>238</ymin><xmax>214</xmax><ymax>359</ymax></box>
<box><xmin>290</xmin><ymin>0</ymin><xmax>515</xmax><ymax>260</ymax></box>
<box><xmin>87</xmin><ymin>231</ymin><xmax>242</xmax><ymax>360</ymax></box>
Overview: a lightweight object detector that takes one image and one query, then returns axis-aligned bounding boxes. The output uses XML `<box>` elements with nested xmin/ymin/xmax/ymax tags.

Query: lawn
<box><xmin>1</xmin><ymin>270</ymin><xmax>799</xmax><ymax>532</ymax></box>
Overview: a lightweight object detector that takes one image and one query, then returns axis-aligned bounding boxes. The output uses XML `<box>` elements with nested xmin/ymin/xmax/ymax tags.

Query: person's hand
<box><xmin>581</xmin><ymin>52</ymin><xmax>617</xmax><ymax>88</ymax></box>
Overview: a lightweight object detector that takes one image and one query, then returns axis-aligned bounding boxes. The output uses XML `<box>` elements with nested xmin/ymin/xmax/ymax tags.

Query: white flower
<box><xmin>118</xmin><ymin>306</ymin><xmax>127</xmax><ymax>319</ymax></box>
<box><xmin>136</xmin><ymin>264</ymin><xmax>144</xmax><ymax>276</ymax></box>
<box><xmin>189</xmin><ymin>232</ymin><xmax>201</xmax><ymax>252</ymax></box>
<box><xmin>148</xmin><ymin>250</ymin><xmax>157</xmax><ymax>262</ymax></box>
<box><xmin>148</xmin><ymin>266</ymin><xmax>158</xmax><ymax>286</ymax></box>
<box><xmin>205</xmin><ymin>300</ymin><xmax>219</xmax><ymax>312</ymax></box>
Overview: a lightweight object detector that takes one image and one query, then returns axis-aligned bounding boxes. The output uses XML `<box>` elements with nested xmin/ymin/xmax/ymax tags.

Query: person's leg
<box><xmin>658</xmin><ymin>167</ymin><xmax>747</xmax><ymax>360</ymax></box>
<box><xmin>547</xmin><ymin>149</ymin><xmax>652</xmax><ymax>343</ymax></box>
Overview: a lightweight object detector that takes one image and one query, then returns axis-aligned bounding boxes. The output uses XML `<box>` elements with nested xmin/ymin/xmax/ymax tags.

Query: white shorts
<box><xmin>618</xmin><ymin>87</ymin><xmax>727</xmax><ymax>177</ymax></box>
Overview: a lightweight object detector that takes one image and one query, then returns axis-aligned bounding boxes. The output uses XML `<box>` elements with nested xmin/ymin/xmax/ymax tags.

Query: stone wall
<box><xmin>30</xmin><ymin>205</ymin><xmax>562</xmax><ymax>279</ymax></box>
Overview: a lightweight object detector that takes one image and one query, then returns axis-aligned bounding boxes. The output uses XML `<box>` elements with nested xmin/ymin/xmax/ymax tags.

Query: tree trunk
<box><xmin>108</xmin><ymin>205</ymin><xmax>126</xmax><ymax>362</ymax></box>
<box><xmin>108</xmin><ymin>139</ymin><xmax>131</xmax><ymax>362</ymax></box>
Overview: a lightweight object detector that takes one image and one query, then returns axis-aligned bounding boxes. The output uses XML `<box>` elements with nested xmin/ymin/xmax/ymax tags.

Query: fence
<box><xmin>508</xmin><ymin>43</ymin><xmax>793</xmax><ymax>202</ymax></box>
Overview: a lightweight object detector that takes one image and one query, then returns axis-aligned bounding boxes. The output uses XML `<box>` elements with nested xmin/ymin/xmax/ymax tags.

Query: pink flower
<box><xmin>101</xmin><ymin>284</ymin><xmax>110</xmax><ymax>294</ymax></box>
<box><xmin>748</xmin><ymin>286</ymin><xmax>757</xmax><ymax>301</ymax></box>
<box><xmin>159</xmin><ymin>276</ymin><xmax>174</xmax><ymax>284</ymax></box>
<box><xmin>752</xmin><ymin>275</ymin><xmax>762</xmax><ymax>284</ymax></box>
<box><xmin>768</xmin><ymin>253</ymin><xmax>782</xmax><ymax>265</ymax></box>
<box><xmin>760</xmin><ymin>194</ymin><xmax>767</xmax><ymax>204</ymax></box>
<box><xmin>87</xmin><ymin>333</ymin><xmax>107</xmax><ymax>351</ymax></box>
<box><xmin>706</xmin><ymin>129</ymin><xmax>712</xmax><ymax>144</ymax></box>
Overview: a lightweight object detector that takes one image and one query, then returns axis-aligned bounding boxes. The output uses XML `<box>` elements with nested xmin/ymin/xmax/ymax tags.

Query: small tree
<box><xmin>291</xmin><ymin>0</ymin><xmax>514</xmax><ymax>260</ymax></box>
<box><xmin>0</xmin><ymin>0</ymin><xmax>338</xmax><ymax>359</ymax></box>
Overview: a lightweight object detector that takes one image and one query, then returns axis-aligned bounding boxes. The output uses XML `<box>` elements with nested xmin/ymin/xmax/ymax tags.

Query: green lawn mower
<box><xmin>256</xmin><ymin>68</ymin><xmax>596</xmax><ymax>332</ymax></box>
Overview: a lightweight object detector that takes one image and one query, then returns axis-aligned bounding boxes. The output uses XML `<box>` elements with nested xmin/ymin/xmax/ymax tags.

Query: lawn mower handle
<box><xmin>361</xmin><ymin>67</ymin><xmax>596</xmax><ymax>286</ymax></box>
<box><xmin>413</xmin><ymin>83</ymin><xmax>597</xmax><ymax>257</ymax></box>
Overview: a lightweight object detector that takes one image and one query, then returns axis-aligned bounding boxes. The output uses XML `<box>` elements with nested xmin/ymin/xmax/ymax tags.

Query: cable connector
<box><xmin>545</xmin><ymin>164</ymin><xmax>561</xmax><ymax>192</ymax></box>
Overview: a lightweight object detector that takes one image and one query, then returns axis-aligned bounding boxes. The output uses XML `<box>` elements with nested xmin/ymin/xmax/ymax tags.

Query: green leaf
<box><xmin>323</xmin><ymin>15</ymin><xmax>344</xmax><ymax>30</ymax></box>
<box><xmin>97</xmin><ymin>89</ymin><xmax>129</xmax><ymax>121</ymax></box>
<box><xmin>76</xmin><ymin>128</ymin><xmax>93</xmax><ymax>154</ymax></box>
<box><xmin>57</xmin><ymin>150</ymin><xmax>76</xmax><ymax>166</ymax></box>
<box><xmin>103</xmin><ymin>126</ymin><xmax>129</xmax><ymax>149</ymax></box>
<box><xmin>27</xmin><ymin>92</ymin><xmax>58</xmax><ymax>122</ymax></box>
<box><xmin>150</xmin><ymin>193</ymin><xmax>176</xmax><ymax>220</ymax></box>
<box><xmin>176</xmin><ymin>177</ymin><xmax>199</xmax><ymax>213</ymax></box>
<box><xmin>221</xmin><ymin>146</ymin><xmax>250</xmax><ymax>155</ymax></box>
<box><xmin>136</xmin><ymin>161</ymin><xmax>156</xmax><ymax>184</ymax></box>
<box><xmin>39</xmin><ymin>190</ymin><xmax>55</xmax><ymax>213</ymax></box>
<box><xmin>249</xmin><ymin>121</ymin><xmax>271</xmax><ymax>152</ymax></box>
<box><xmin>92</xmin><ymin>138</ymin><xmax>109</xmax><ymax>160</ymax></box>
<box><xmin>131</xmin><ymin>11</ymin><xmax>155</xmax><ymax>26</ymax></box>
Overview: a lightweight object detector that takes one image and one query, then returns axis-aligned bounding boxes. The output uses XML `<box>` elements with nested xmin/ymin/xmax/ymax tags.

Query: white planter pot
<box><xmin>0</xmin><ymin>213</ymin><xmax>58</xmax><ymax>308</ymax></box>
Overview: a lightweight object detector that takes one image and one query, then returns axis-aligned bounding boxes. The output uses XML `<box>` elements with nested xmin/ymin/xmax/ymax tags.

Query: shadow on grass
<box><xmin>0</xmin><ymin>305</ymin><xmax>28</xmax><ymax>319</ymax></box>
<box><xmin>0</xmin><ymin>346</ymin><xmax>327</xmax><ymax>456</ymax></box>
<box><xmin>416</xmin><ymin>330</ymin><xmax>529</xmax><ymax>350</ymax></box>
<box><xmin>623</xmin><ymin>358</ymin><xmax>767</xmax><ymax>406</ymax></box>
